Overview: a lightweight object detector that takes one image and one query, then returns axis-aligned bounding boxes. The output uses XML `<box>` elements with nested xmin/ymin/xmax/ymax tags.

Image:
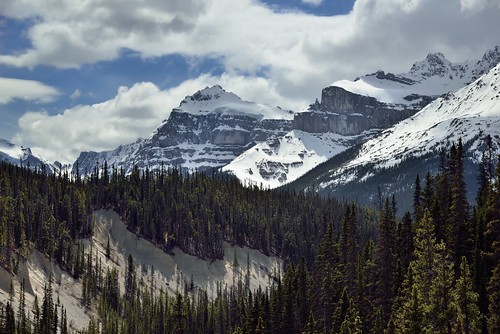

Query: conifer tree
<box><xmin>427</xmin><ymin>242</ymin><xmax>454</xmax><ymax>333</ymax></box>
<box><xmin>452</xmin><ymin>257</ymin><xmax>482</xmax><ymax>334</ymax></box>
<box><xmin>374</xmin><ymin>198</ymin><xmax>396</xmax><ymax>322</ymax></box>
<box><xmin>340</xmin><ymin>204</ymin><xmax>359</xmax><ymax>299</ymax></box>
<box><xmin>339</xmin><ymin>301</ymin><xmax>362</xmax><ymax>334</ymax></box>
<box><xmin>487</xmin><ymin>261</ymin><xmax>500</xmax><ymax>334</ymax></box>
<box><xmin>331</xmin><ymin>287</ymin><xmax>350</xmax><ymax>333</ymax></box>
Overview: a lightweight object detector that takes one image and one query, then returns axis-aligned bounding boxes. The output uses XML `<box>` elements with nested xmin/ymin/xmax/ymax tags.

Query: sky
<box><xmin>0</xmin><ymin>0</ymin><xmax>499</xmax><ymax>163</ymax></box>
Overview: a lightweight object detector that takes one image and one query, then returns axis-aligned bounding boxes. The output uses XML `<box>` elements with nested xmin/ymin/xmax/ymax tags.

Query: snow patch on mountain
<box><xmin>175</xmin><ymin>85</ymin><xmax>293</xmax><ymax>121</ymax></box>
<box><xmin>223</xmin><ymin>129</ymin><xmax>376</xmax><ymax>188</ymax></box>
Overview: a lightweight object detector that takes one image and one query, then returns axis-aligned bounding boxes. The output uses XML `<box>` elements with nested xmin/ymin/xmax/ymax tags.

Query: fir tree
<box><xmin>452</xmin><ymin>257</ymin><xmax>482</xmax><ymax>334</ymax></box>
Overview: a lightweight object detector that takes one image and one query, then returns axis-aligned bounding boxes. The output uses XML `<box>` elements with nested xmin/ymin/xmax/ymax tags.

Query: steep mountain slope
<box><xmin>224</xmin><ymin>47</ymin><xmax>500</xmax><ymax>189</ymax></box>
<box><xmin>0</xmin><ymin>138</ymin><xmax>55</xmax><ymax>173</ymax></box>
<box><xmin>288</xmin><ymin>62</ymin><xmax>500</xmax><ymax>211</ymax></box>
<box><xmin>0</xmin><ymin>210</ymin><xmax>282</xmax><ymax>332</ymax></box>
<box><xmin>74</xmin><ymin>85</ymin><xmax>293</xmax><ymax>174</ymax></box>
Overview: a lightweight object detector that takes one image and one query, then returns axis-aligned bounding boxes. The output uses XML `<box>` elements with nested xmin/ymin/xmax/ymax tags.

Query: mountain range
<box><xmin>287</xmin><ymin>61</ymin><xmax>500</xmax><ymax>210</ymax></box>
<box><xmin>2</xmin><ymin>46</ymin><xmax>499</xmax><ymax>211</ymax></box>
<box><xmin>223</xmin><ymin>46</ymin><xmax>500</xmax><ymax>189</ymax></box>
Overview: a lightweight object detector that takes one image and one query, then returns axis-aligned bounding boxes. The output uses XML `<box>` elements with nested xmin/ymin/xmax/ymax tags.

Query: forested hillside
<box><xmin>1</xmin><ymin>139</ymin><xmax>499</xmax><ymax>333</ymax></box>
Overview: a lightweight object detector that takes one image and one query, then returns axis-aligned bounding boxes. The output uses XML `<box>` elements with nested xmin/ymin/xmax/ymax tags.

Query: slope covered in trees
<box><xmin>0</xmin><ymin>138</ymin><xmax>499</xmax><ymax>333</ymax></box>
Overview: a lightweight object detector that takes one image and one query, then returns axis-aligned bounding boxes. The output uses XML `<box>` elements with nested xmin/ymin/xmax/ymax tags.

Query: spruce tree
<box><xmin>452</xmin><ymin>257</ymin><xmax>482</xmax><ymax>334</ymax></box>
<box><xmin>374</xmin><ymin>198</ymin><xmax>396</xmax><ymax>323</ymax></box>
<box><xmin>487</xmin><ymin>261</ymin><xmax>500</xmax><ymax>334</ymax></box>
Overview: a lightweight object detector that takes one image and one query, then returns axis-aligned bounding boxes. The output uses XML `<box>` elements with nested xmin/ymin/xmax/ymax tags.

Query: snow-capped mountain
<box><xmin>288</xmin><ymin>62</ymin><xmax>500</xmax><ymax>210</ymax></box>
<box><xmin>0</xmin><ymin>139</ymin><xmax>55</xmax><ymax>173</ymax></box>
<box><xmin>74</xmin><ymin>85</ymin><xmax>293</xmax><ymax>174</ymax></box>
<box><xmin>223</xmin><ymin>47</ymin><xmax>500</xmax><ymax>189</ymax></box>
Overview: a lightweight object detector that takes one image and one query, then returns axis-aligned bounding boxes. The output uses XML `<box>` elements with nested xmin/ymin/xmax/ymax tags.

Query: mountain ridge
<box><xmin>223</xmin><ymin>46</ymin><xmax>500</xmax><ymax>189</ymax></box>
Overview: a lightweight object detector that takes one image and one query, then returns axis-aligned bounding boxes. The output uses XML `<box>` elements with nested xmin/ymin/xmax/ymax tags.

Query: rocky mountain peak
<box><xmin>409</xmin><ymin>52</ymin><xmax>453</xmax><ymax>78</ymax></box>
<box><xmin>472</xmin><ymin>45</ymin><xmax>500</xmax><ymax>79</ymax></box>
<box><xmin>178</xmin><ymin>85</ymin><xmax>241</xmax><ymax>112</ymax></box>
<box><xmin>73</xmin><ymin>86</ymin><xmax>293</xmax><ymax>175</ymax></box>
<box><xmin>0</xmin><ymin>138</ymin><xmax>54</xmax><ymax>173</ymax></box>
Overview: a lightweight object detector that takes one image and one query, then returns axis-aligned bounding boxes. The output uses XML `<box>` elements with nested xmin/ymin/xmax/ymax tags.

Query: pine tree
<box><xmin>374</xmin><ymin>198</ymin><xmax>396</xmax><ymax>323</ymax></box>
<box><xmin>452</xmin><ymin>257</ymin><xmax>482</xmax><ymax>334</ymax></box>
<box><xmin>331</xmin><ymin>287</ymin><xmax>350</xmax><ymax>333</ymax></box>
<box><xmin>339</xmin><ymin>301</ymin><xmax>362</xmax><ymax>334</ymax></box>
<box><xmin>427</xmin><ymin>242</ymin><xmax>454</xmax><ymax>333</ymax></box>
<box><xmin>413</xmin><ymin>175</ymin><xmax>422</xmax><ymax>222</ymax></box>
<box><xmin>487</xmin><ymin>260</ymin><xmax>500</xmax><ymax>334</ymax></box>
<box><xmin>340</xmin><ymin>204</ymin><xmax>359</xmax><ymax>300</ymax></box>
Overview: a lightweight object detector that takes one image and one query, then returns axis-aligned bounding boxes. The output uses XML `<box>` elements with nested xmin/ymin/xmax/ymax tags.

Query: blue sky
<box><xmin>0</xmin><ymin>0</ymin><xmax>499</xmax><ymax>163</ymax></box>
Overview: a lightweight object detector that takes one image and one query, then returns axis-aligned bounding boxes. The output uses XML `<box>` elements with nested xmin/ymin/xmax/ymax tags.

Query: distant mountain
<box><xmin>74</xmin><ymin>85</ymin><xmax>293</xmax><ymax>174</ymax></box>
<box><xmin>0</xmin><ymin>139</ymin><xmax>55</xmax><ymax>173</ymax></box>
<box><xmin>223</xmin><ymin>46</ymin><xmax>500</xmax><ymax>189</ymax></box>
<box><xmin>286</xmin><ymin>62</ymin><xmax>500</xmax><ymax>211</ymax></box>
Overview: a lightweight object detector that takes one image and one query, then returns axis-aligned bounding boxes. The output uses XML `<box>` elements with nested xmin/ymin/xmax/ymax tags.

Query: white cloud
<box><xmin>0</xmin><ymin>77</ymin><xmax>59</xmax><ymax>104</ymax></box>
<box><xmin>70</xmin><ymin>89</ymin><xmax>81</xmax><ymax>100</ymax></box>
<box><xmin>301</xmin><ymin>0</ymin><xmax>324</xmax><ymax>6</ymax></box>
<box><xmin>1</xmin><ymin>0</ymin><xmax>499</xmax><ymax>100</ymax></box>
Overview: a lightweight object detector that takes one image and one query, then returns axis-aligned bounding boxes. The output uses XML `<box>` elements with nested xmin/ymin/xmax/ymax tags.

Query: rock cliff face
<box><xmin>293</xmin><ymin>86</ymin><xmax>423</xmax><ymax>135</ymax></box>
<box><xmin>73</xmin><ymin>85</ymin><xmax>293</xmax><ymax>174</ymax></box>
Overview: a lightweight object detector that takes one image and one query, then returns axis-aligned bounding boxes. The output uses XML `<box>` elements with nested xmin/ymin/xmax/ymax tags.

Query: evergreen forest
<box><xmin>0</xmin><ymin>139</ymin><xmax>499</xmax><ymax>333</ymax></box>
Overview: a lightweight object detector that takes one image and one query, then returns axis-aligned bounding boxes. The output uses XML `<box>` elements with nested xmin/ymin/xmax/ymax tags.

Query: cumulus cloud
<box><xmin>0</xmin><ymin>77</ymin><xmax>59</xmax><ymax>104</ymax></box>
<box><xmin>1</xmin><ymin>0</ymin><xmax>499</xmax><ymax>97</ymax></box>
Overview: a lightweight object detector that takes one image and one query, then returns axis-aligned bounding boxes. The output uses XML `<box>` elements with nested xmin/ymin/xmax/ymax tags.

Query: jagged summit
<box><xmin>408</xmin><ymin>52</ymin><xmax>454</xmax><ymax>79</ymax></box>
<box><xmin>175</xmin><ymin>85</ymin><xmax>293</xmax><ymax>120</ymax></box>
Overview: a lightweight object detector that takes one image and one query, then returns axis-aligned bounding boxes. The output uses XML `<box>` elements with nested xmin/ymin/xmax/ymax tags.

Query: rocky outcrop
<box><xmin>293</xmin><ymin>86</ymin><xmax>420</xmax><ymax>135</ymax></box>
